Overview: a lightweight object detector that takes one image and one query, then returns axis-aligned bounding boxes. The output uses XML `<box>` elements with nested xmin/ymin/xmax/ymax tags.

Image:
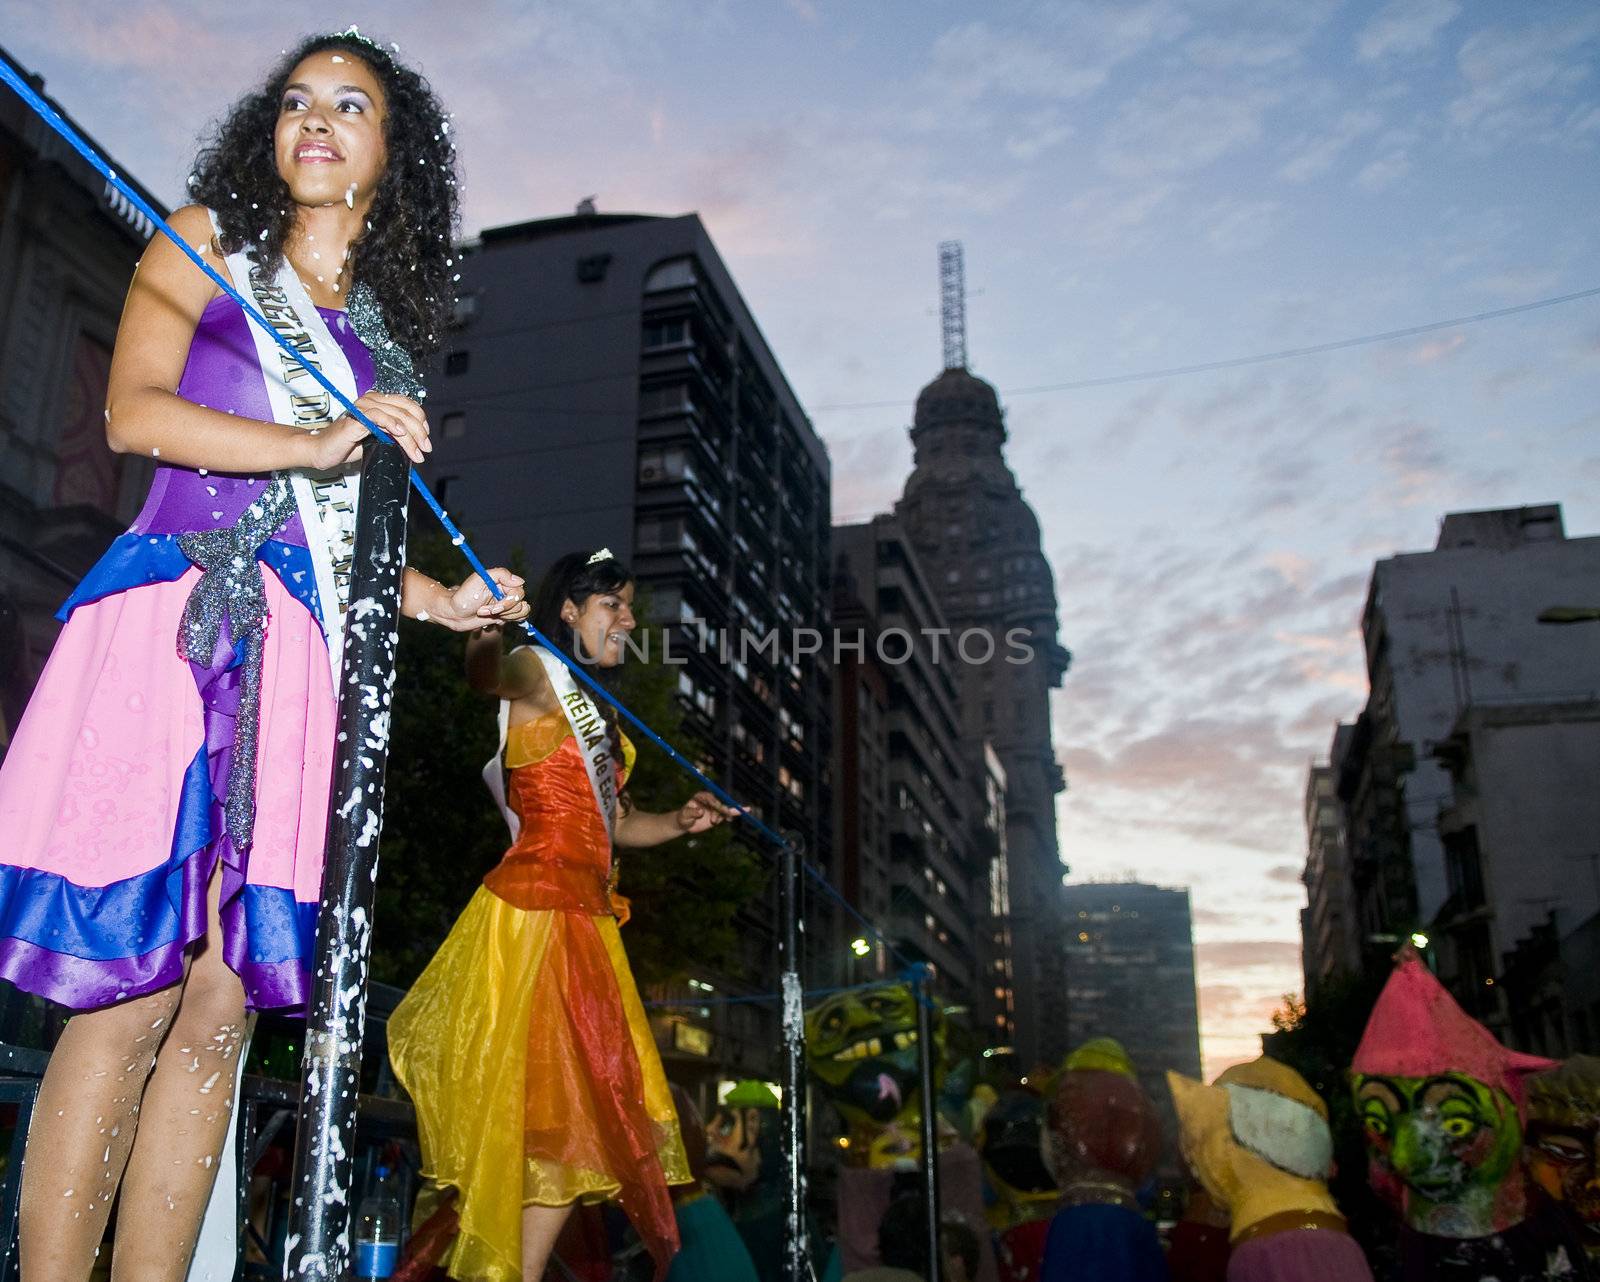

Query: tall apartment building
<box><xmin>418</xmin><ymin>209</ymin><xmax>834</xmax><ymax>1071</ymax></box>
<box><xmin>1433</xmin><ymin>696</ymin><xmax>1600</xmax><ymax>1049</ymax></box>
<box><xmin>1060</xmin><ymin>882</ymin><xmax>1203</xmax><ymax>1171</ymax></box>
<box><xmin>1300</xmin><ymin>724</ymin><xmax>1362</xmax><ymax>992</ymax></box>
<box><xmin>895</xmin><ymin>366</ymin><xmax>1071</xmax><ymax>1064</ymax></box>
<box><xmin>0</xmin><ymin>46</ymin><xmax>162</xmax><ymax>737</ymax></box>
<box><xmin>832</xmin><ymin>516</ymin><xmax>1017</xmax><ymax>1026</ymax></box>
<box><xmin>1338</xmin><ymin>505</ymin><xmax>1600</xmax><ymax>1007</ymax></box>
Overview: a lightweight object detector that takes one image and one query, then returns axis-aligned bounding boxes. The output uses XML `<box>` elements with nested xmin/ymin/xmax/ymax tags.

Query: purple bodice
<box><xmin>127</xmin><ymin>293</ymin><xmax>376</xmax><ymax>542</ymax></box>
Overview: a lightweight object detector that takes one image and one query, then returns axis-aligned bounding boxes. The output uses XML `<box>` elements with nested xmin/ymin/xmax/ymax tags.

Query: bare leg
<box><xmin>522</xmin><ymin>1203</ymin><xmax>575</xmax><ymax>1279</ymax></box>
<box><xmin>110</xmin><ymin>871</ymin><xmax>247</xmax><ymax>1280</ymax></box>
<box><xmin>17</xmin><ymin>983</ymin><xmax>183</xmax><ymax>1281</ymax></box>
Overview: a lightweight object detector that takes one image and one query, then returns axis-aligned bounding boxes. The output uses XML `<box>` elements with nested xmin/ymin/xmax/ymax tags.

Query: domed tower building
<box><xmin>894</xmin><ymin>244</ymin><xmax>1071</xmax><ymax>1065</ymax></box>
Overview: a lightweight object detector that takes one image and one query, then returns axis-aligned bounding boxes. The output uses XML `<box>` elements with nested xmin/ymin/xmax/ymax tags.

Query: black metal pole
<box><xmin>916</xmin><ymin>966</ymin><xmax>943</xmax><ymax>1282</ymax></box>
<box><xmin>778</xmin><ymin>837</ymin><xmax>812</xmax><ymax>1282</ymax></box>
<box><xmin>285</xmin><ymin>441</ymin><xmax>411</xmax><ymax>1280</ymax></box>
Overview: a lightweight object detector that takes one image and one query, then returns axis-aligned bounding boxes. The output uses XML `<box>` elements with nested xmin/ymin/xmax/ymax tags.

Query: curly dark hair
<box><xmin>188</xmin><ymin>31</ymin><xmax>459</xmax><ymax>362</ymax></box>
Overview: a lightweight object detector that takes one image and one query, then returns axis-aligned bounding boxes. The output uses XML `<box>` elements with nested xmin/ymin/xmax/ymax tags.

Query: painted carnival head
<box><xmin>805</xmin><ymin>981</ymin><xmax>942</xmax><ymax>1141</ymax></box>
<box><xmin>1168</xmin><ymin>1056</ymin><xmax>1340</xmax><ymax>1241</ymax></box>
<box><xmin>531</xmin><ymin>550</ymin><xmax>636</xmax><ymax>668</ymax></box>
<box><xmin>704</xmin><ymin>1079</ymin><xmax>779</xmax><ymax>1193</ymax></box>
<box><xmin>978</xmin><ymin>1087</ymin><xmax>1057</xmax><ymax>1212</ymax></box>
<box><xmin>1044</xmin><ymin>1038</ymin><xmax>1159</xmax><ymax>1205</ymax></box>
<box><xmin>1527</xmin><ymin>1055</ymin><xmax>1600</xmax><ymax>1255</ymax></box>
<box><xmin>188</xmin><ymin>28</ymin><xmax>459</xmax><ymax>361</ymax></box>
<box><xmin>1349</xmin><ymin>952</ymin><xmax>1555</xmax><ymax>1239</ymax></box>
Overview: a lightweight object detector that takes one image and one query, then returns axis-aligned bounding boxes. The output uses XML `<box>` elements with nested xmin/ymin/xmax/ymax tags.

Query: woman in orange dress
<box><xmin>388</xmin><ymin>549</ymin><xmax>732</xmax><ymax>1282</ymax></box>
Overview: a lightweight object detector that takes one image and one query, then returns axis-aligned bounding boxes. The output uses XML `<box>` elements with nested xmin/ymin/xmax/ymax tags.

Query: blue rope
<box><xmin>3</xmin><ymin>60</ymin><xmax>926</xmax><ymax>978</ymax></box>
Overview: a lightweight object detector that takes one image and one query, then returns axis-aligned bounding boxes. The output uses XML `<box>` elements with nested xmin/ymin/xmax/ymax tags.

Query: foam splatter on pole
<box><xmin>778</xmin><ymin>836</ymin><xmax>813</xmax><ymax>1282</ymax></box>
<box><xmin>284</xmin><ymin>439</ymin><xmax>411</xmax><ymax>1280</ymax></box>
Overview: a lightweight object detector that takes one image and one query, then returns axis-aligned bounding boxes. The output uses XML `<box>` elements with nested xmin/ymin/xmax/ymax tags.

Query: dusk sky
<box><xmin>6</xmin><ymin>0</ymin><xmax>1599</xmax><ymax>1078</ymax></box>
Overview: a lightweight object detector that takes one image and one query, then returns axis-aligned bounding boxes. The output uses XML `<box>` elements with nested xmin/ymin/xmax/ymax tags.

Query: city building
<box><xmin>976</xmin><ymin>743</ymin><xmax>1016</xmax><ymax>1046</ymax></box>
<box><xmin>1300</xmin><ymin>723</ymin><xmax>1363</xmax><ymax>993</ymax></box>
<box><xmin>1432</xmin><ymin>696</ymin><xmax>1600</xmax><ymax>1050</ymax></box>
<box><xmin>1336</xmin><ymin>505</ymin><xmax>1600</xmax><ymax>1001</ymax></box>
<box><xmin>417</xmin><ymin>208</ymin><xmax>835</xmax><ymax>1076</ymax></box>
<box><xmin>0</xmin><ymin>46</ymin><xmax>162</xmax><ymax>740</ymax></box>
<box><xmin>829</xmin><ymin>545</ymin><xmax>896</xmax><ymax>976</ymax></box>
<box><xmin>894</xmin><ymin>360</ymin><xmax>1071</xmax><ymax>1064</ymax></box>
<box><xmin>832</xmin><ymin>515</ymin><xmax>1013</xmax><ymax>1022</ymax></box>
<box><xmin>1060</xmin><ymin>881</ymin><xmax>1203</xmax><ymax>1169</ymax></box>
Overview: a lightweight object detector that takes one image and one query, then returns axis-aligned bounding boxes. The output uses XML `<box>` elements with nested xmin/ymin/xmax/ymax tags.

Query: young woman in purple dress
<box><xmin>0</xmin><ymin>32</ymin><xmax>526</xmax><ymax>1280</ymax></box>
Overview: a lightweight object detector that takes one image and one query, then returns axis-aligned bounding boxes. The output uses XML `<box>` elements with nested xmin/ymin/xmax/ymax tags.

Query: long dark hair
<box><xmin>530</xmin><ymin>551</ymin><xmax>633</xmax><ymax>771</ymax></box>
<box><xmin>188</xmin><ymin>30</ymin><xmax>459</xmax><ymax>362</ymax></box>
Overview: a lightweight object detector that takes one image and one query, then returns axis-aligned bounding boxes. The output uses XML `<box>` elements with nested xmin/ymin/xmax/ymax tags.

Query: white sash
<box><xmin>481</xmin><ymin>645</ymin><xmax>619</xmax><ymax>841</ymax></box>
<box><xmin>216</xmin><ymin>213</ymin><xmax>362</xmax><ymax>680</ymax></box>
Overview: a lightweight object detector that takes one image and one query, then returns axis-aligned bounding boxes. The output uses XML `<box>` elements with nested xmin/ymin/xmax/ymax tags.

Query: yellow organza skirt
<box><xmin>388</xmin><ymin>886</ymin><xmax>690</xmax><ymax>1282</ymax></box>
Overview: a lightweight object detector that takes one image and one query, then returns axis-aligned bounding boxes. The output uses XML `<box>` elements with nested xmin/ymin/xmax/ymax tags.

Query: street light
<box><xmin>850</xmin><ymin>937</ymin><xmax>871</xmax><ymax>957</ymax></box>
<box><xmin>1538</xmin><ymin>606</ymin><xmax>1600</xmax><ymax>624</ymax></box>
<box><xmin>1410</xmin><ymin>931</ymin><xmax>1430</xmax><ymax>950</ymax></box>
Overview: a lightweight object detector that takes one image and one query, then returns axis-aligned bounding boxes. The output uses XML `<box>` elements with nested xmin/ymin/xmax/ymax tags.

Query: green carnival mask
<box><xmin>1353</xmin><ymin>1072</ymin><xmax>1527</xmax><ymax>1238</ymax></box>
<box><xmin>804</xmin><ymin>982</ymin><xmax>943</xmax><ymax>1136</ymax></box>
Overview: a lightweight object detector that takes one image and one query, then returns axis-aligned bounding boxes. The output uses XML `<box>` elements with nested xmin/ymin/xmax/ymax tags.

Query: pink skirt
<box><xmin>0</xmin><ymin>567</ymin><xmax>335</xmax><ymax>1011</ymax></box>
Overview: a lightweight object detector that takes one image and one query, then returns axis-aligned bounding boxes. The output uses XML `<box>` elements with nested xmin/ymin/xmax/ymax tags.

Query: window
<box><xmin>440</xmin><ymin>412</ymin><xmax>466</xmax><ymax>440</ymax></box>
<box><xmin>644</xmin><ymin>257</ymin><xmax>697</xmax><ymax>292</ymax></box>
<box><xmin>640</xmin><ymin>383</ymin><xmax>692</xmax><ymax>417</ymax></box>
<box><xmin>444</xmin><ymin>350</ymin><xmax>470</xmax><ymax>376</ymax></box>
<box><xmin>576</xmin><ymin>252</ymin><xmax>612</xmax><ymax>283</ymax></box>
<box><xmin>638</xmin><ymin>447</ymin><xmax>694</xmax><ymax>485</ymax></box>
<box><xmin>642</xmin><ymin>318</ymin><xmax>689</xmax><ymax>349</ymax></box>
<box><xmin>635</xmin><ymin>517</ymin><xmax>676</xmax><ymax>552</ymax></box>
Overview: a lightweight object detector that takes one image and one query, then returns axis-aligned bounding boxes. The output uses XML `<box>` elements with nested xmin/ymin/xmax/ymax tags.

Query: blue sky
<box><xmin>7</xmin><ymin>0</ymin><xmax>1599</xmax><ymax>1077</ymax></box>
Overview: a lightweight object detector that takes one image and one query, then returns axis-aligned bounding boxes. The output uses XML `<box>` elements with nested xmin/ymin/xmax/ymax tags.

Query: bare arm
<box><xmin>405</xmin><ymin>568</ymin><xmax>529</xmax><ymax>630</ymax></box>
<box><xmin>614</xmin><ymin>790</ymin><xmax>734</xmax><ymax>849</ymax></box>
<box><xmin>464</xmin><ymin>630</ymin><xmax>551</xmax><ymax>702</ymax></box>
<box><xmin>105</xmin><ymin>204</ymin><xmax>431</xmax><ymax>470</ymax></box>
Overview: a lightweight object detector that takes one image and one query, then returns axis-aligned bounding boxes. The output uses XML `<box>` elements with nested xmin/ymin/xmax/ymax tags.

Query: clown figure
<box><xmin>1168</xmin><ymin>1056</ymin><xmax>1374</xmax><ymax>1282</ymax></box>
<box><xmin>1527</xmin><ymin>1056</ymin><xmax>1600</xmax><ymax>1265</ymax></box>
<box><xmin>1350</xmin><ymin>952</ymin><xmax>1591</xmax><ymax>1280</ymax></box>
<box><xmin>1038</xmin><ymin>1038</ymin><xmax>1169</xmax><ymax>1282</ymax></box>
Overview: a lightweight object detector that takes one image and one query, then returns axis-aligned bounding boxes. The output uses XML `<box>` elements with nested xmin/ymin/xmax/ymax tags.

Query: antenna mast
<box><xmin>938</xmin><ymin>240</ymin><xmax>967</xmax><ymax>371</ymax></box>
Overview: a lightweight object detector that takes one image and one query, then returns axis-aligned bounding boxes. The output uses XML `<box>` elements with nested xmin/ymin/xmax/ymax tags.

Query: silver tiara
<box><xmin>331</xmin><ymin>25</ymin><xmax>396</xmax><ymax>58</ymax></box>
<box><xmin>587</xmin><ymin>547</ymin><xmax>614</xmax><ymax>565</ymax></box>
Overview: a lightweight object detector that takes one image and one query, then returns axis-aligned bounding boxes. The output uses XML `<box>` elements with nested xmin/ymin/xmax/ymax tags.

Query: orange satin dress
<box><xmin>388</xmin><ymin>712</ymin><xmax>690</xmax><ymax>1282</ymax></box>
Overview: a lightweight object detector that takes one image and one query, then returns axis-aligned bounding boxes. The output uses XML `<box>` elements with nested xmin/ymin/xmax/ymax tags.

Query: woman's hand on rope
<box><xmin>676</xmin><ymin>791</ymin><xmax>737</xmax><ymax>834</ymax></box>
<box><xmin>432</xmin><ymin>567</ymin><xmax>529</xmax><ymax>630</ymax></box>
<box><xmin>306</xmin><ymin>392</ymin><xmax>432</xmax><ymax>468</ymax></box>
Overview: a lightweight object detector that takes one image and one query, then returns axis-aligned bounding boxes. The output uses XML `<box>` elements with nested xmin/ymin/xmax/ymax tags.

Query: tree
<box><xmin>606</xmin><ymin>619</ymin><xmax>766</xmax><ymax>987</ymax></box>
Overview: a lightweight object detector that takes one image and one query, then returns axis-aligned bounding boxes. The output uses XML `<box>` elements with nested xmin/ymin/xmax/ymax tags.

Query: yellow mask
<box><xmin>1168</xmin><ymin>1057</ymin><xmax>1342</xmax><ymax>1241</ymax></box>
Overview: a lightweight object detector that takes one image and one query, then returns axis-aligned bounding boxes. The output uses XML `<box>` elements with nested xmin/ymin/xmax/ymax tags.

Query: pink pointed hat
<box><xmin>1351</xmin><ymin>952</ymin><xmax>1556</xmax><ymax>1108</ymax></box>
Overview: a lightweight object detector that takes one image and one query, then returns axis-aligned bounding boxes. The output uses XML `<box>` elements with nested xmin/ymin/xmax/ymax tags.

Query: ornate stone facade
<box><xmin>895</xmin><ymin>367</ymin><xmax>1070</xmax><ymax>1064</ymax></box>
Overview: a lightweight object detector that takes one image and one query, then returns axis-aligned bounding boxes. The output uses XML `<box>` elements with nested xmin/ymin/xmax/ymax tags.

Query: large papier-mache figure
<box><xmin>1169</xmin><ymin>1056</ymin><xmax>1373</xmax><ymax>1282</ymax></box>
<box><xmin>1527</xmin><ymin>1056</ymin><xmax>1600</xmax><ymax>1265</ymax></box>
<box><xmin>1350</xmin><ymin>952</ymin><xmax>1592</xmax><ymax>1281</ymax></box>
<box><xmin>806</xmin><ymin>982</ymin><xmax>996</xmax><ymax>1280</ymax></box>
<box><xmin>1037</xmin><ymin>1038</ymin><xmax>1168</xmax><ymax>1282</ymax></box>
<box><xmin>979</xmin><ymin>1087</ymin><xmax>1059</xmax><ymax>1282</ymax></box>
<box><xmin>806</xmin><ymin>981</ymin><xmax>942</xmax><ymax>1164</ymax></box>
